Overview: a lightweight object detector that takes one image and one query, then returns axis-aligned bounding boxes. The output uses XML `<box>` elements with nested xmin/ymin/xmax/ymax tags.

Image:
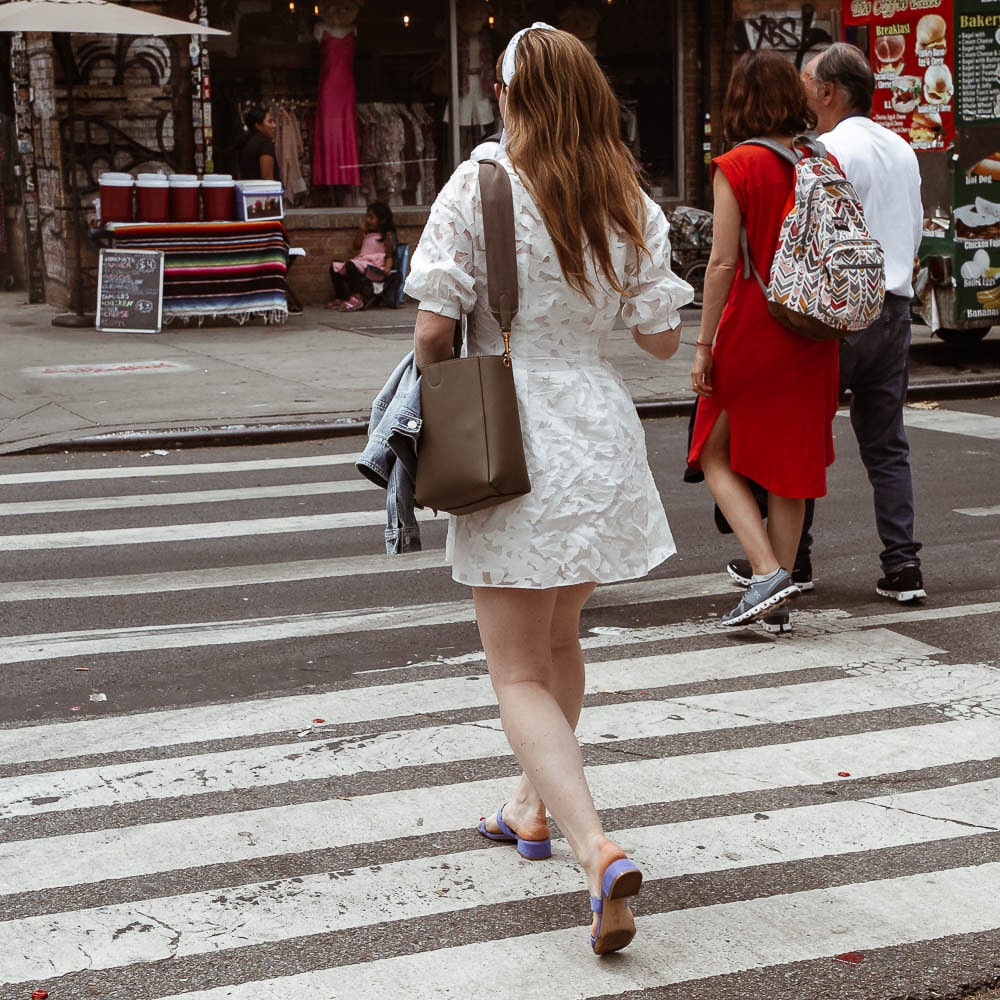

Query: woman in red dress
<box><xmin>688</xmin><ymin>50</ymin><xmax>839</xmax><ymax>628</ymax></box>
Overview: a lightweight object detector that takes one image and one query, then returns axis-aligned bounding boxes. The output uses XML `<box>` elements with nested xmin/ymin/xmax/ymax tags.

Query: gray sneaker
<box><xmin>727</xmin><ymin>557</ymin><xmax>814</xmax><ymax>592</ymax></box>
<box><xmin>721</xmin><ymin>569</ymin><xmax>798</xmax><ymax>627</ymax></box>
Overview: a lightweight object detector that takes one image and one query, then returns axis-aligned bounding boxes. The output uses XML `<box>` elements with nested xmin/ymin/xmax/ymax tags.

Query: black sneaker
<box><xmin>876</xmin><ymin>563</ymin><xmax>926</xmax><ymax>602</ymax></box>
<box><xmin>761</xmin><ymin>608</ymin><xmax>791</xmax><ymax>634</ymax></box>
<box><xmin>727</xmin><ymin>558</ymin><xmax>814</xmax><ymax>592</ymax></box>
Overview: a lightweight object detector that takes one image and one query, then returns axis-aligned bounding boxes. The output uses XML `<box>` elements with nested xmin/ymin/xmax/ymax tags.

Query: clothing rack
<box><xmin>232</xmin><ymin>97</ymin><xmax>437</xmax><ymax>206</ymax></box>
<box><xmin>356</xmin><ymin>101</ymin><xmax>437</xmax><ymax>206</ymax></box>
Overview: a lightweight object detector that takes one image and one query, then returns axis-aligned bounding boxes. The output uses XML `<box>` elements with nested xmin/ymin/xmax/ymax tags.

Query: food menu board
<box><xmin>844</xmin><ymin>0</ymin><xmax>955</xmax><ymax>150</ymax></box>
<box><xmin>96</xmin><ymin>249</ymin><xmax>164</xmax><ymax>334</ymax></box>
<box><xmin>954</xmin><ymin>0</ymin><xmax>1000</xmax><ymax>125</ymax></box>
<box><xmin>953</xmin><ymin>164</ymin><xmax>1000</xmax><ymax>323</ymax></box>
<box><xmin>951</xmin><ymin>0</ymin><xmax>1000</xmax><ymax>324</ymax></box>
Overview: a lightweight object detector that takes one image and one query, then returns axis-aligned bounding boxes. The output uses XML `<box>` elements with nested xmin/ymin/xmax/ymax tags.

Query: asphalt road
<box><xmin>0</xmin><ymin>395</ymin><xmax>998</xmax><ymax>1000</ymax></box>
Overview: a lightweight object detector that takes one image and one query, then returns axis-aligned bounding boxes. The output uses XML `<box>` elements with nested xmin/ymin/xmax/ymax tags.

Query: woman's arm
<box><xmin>414</xmin><ymin>309</ymin><xmax>458</xmax><ymax>371</ymax></box>
<box><xmin>691</xmin><ymin>169</ymin><xmax>741</xmax><ymax>397</ymax></box>
<box><xmin>383</xmin><ymin>231</ymin><xmax>395</xmax><ymax>272</ymax></box>
<box><xmin>258</xmin><ymin>152</ymin><xmax>276</xmax><ymax>181</ymax></box>
<box><xmin>624</xmin><ymin>193</ymin><xmax>694</xmax><ymax>361</ymax></box>
<box><xmin>632</xmin><ymin>326</ymin><xmax>681</xmax><ymax>360</ymax></box>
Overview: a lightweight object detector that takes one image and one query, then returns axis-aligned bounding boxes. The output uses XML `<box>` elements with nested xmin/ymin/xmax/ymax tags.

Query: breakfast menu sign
<box><xmin>844</xmin><ymin>0</ymin><xmax>955</xmax><ymax>150</ymax></box>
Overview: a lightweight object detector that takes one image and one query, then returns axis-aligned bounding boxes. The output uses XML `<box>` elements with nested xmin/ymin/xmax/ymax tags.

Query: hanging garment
<box><xmin>276</xmin><ymin>107</ymin><xmax>308</xmax><ymax>203</ymax></box>
<box><xmin>314</xmin><ymin>29</ymin><xmax>361</xmax><ymax>186</ymax></box>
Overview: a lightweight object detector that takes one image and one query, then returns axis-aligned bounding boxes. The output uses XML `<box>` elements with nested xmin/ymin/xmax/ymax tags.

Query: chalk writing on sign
<box><xmin>97</xmin><ymin>249</ymin><xmax>165</xmax><ymax>334</ymax></box>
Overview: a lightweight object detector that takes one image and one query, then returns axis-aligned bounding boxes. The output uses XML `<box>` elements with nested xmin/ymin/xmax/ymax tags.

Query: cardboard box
<box><xmin>235</xmin><ymin>181</ymin><xmax>284</xmax><ymax>221</ymax></box>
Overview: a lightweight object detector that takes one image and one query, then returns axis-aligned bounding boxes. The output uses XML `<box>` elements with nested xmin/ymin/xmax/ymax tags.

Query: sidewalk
<box><xmin>0</xmin><ymin>290</ymin><xmax>996</xmax><ymax>454</ymax></box>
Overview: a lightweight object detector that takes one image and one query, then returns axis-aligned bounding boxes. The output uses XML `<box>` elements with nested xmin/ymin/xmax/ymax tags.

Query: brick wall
<box><xmin>285</xmin><ymin>207</ymin><xmax>428</xmax><ymax>307</ymax></box>
<box><xmin>24</xmin><ymin>33</ymin><xmax>186</xmax><ymax>309</ymax></box>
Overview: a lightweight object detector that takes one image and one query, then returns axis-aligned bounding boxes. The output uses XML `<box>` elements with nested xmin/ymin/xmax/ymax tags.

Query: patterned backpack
<box><xmin>740</xmin><ymin>136</ymin><xmax>885</xmax><ymax>342</ymax></box>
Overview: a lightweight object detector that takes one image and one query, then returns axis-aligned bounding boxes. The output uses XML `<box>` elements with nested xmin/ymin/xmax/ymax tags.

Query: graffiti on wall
<box><xmin>62</xmin><ymin>116</ymin><xmax>176</xmax><ymax>193</ymax></box>
<box><xmin>734</xmin><ymin>4</ymin><xmax>834</xmax><ymax>67</ymax></box>
<box><xmin>54</xmin><ymin>34</ymin><xmax>178</xmax><ymax>190</ymax></box>
<box><xmin>75</xmin><ymin>38</ymin><xmax>172</xmax><ymax>87</ymax></box>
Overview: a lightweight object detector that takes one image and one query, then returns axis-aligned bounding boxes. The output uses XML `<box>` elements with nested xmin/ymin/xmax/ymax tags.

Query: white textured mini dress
<box><xmin>405</xmin><ymin>152</ymin><xmax>693</xmax><ymax>588</ymax></box>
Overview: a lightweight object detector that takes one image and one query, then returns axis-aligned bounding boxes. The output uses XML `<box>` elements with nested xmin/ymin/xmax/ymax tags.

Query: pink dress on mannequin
<box><xmin>314</xmin><ymin>29</ymin><xmax>361</xmax><ymax>186</ymax></box>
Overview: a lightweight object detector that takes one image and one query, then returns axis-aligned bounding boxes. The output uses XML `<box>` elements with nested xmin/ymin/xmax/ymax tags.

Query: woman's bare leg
<box><xmin>766</xmin><ymin>493</ymin><xmax>806</xmax><ymax>573</ymax></box>
<box><xmin>473</xmin><ymin>583</ymin><xmax>629</xmax><ymax>900</ymax></box>
<box><xmin>699</xmin><ymin>411</ymin><xmax>780</xmax><ymax>575</ymax></box>
<box><xmin>481</xmin><ymin>583</ymin><xmax>591</xmax><ymax>840</ymax></box>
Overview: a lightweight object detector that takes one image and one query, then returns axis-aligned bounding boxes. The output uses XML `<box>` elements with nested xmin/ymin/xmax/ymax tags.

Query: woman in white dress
<box><xmin>406</xmin><ymin>24</ymin><xmax>692</xmax><ymax>955</ymax></box>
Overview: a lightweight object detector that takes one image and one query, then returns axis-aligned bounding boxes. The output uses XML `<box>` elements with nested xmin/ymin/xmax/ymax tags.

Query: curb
<box><xmin>12</xmin><ymin>375</ymin><xmax>1000</xmax><ymax>455</ymax></box>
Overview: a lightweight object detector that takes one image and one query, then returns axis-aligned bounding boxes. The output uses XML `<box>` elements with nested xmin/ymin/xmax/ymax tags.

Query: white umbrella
<box><xmin>0</xmin><ymin>0</ymin><xmax>228</xmax><ymax>37</ymax></box>
<box><xmin>0</xmin><ymin>0</ymin><xmax>229</xmax><ymax>322</ymax></box>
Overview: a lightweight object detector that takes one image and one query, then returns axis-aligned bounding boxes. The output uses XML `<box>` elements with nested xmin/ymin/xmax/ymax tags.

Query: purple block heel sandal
<box><xmin>590</xmin><ymin>857</ymin><xmax>642</xmax><ymax>955</ymax></box>
<box><xmin>476</xmin><ymin>804</ymin><xmax>552</xmax><ymax>860</ymax></box>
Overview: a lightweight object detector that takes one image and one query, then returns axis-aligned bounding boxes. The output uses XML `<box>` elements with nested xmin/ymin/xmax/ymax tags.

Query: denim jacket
<box><xmin>356</xmin><ymin>350</ymin><xmax>423</xmax><ymax>554</ymax></box>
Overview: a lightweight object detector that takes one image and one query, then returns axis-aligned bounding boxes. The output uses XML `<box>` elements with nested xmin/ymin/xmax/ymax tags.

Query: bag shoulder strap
<box><xmin>735</xmin><ymin>136</ymin><xmax>812</xmax><ymax>292</ymax></box>
<box><xmin>478</xmin><ymin>159</ymin><xmax>519</xmax><ymax>335</ymax></box>
<box><xmin>739</xmin><ymin>225</ymin><xmax>769</xmax><ymax>295</ymax></box>
<box><xmin>739</xmin><ymin>134</ymin><xmax>829</xmax><ymax>164</ymax></box>
<box><xmin>739</xmin><ymin>136</ymin><xmax>800</xmax><ymax>167</ymax></box>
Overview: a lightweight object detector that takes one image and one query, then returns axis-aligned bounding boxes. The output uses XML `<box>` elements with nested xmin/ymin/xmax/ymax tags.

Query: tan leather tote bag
<box><xmin>414</xmin><ymin>160</ymin><xmax>531</xmax><ymax>516</ymax></box>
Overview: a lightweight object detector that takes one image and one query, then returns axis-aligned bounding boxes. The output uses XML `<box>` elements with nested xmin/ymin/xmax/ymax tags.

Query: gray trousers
<box><xmin>802</xmin><ymin>292</ymin><xmax>921</xmax><ymax>572</ymax></box>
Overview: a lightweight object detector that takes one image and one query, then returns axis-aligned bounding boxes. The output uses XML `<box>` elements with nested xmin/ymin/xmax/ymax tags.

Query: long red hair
<box><xmin>499</xmin><ymin>28</ymin><xmax>648</xmax><ymax>302</ymax></box>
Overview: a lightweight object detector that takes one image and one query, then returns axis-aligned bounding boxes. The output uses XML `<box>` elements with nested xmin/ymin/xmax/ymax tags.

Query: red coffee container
<box><xmin>168</xmin><ymin>174</ymin><xmax>200</xmax><ymax>222</ymax></box>
<box><xmin>201</xmin><ymin>174</ymin><xmax>235</xmax><ymax>221</ymax></box>
<box><xmin>135</xmin><ymin>172</ymin><xmax>169</xmax><ymax>223</ymax></box>
<box><xmin>98</xmin><ymin>172</ymin><xmax>133</xmax><ymax>223</ymax></box>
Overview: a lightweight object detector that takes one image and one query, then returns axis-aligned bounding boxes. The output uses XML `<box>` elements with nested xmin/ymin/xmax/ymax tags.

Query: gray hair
<box><xmin>813</xmin><ymin>42</ymin><xmax>874</xmax><ymax>115</ymax></box>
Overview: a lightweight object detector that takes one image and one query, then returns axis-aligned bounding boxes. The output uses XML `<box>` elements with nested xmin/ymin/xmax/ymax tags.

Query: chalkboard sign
<box><xmin>96</xmin><ymin>249</ymin><xmax>164</xmax><ymax>333</ymax></box>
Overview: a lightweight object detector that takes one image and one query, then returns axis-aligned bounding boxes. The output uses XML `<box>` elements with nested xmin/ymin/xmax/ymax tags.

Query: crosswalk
<box><xmin>1</xmin><ymin>439</ymin><xmax>999</xmax><ymax>1000</ymax></box>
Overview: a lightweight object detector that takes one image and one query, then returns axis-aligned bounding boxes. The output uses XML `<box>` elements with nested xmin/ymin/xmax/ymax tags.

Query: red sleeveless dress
<box><xmin>687</xmin><ymin>144</ymin><xmax>839</xmax><ymax>499</ymax></box>
<box><xmin>314</xmin><ymin>31</ymin><xmax>361</xmax><ymax>187</ymax></box>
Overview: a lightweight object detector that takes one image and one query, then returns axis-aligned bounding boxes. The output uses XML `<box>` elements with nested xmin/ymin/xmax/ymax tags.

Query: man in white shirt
<box><xmin>800</xmin><ymin>42</ymin><xmax>926</xmax><ymax>602</ymax></box>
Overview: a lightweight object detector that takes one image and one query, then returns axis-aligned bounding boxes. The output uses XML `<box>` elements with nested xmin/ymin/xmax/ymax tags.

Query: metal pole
<box><xmin>448</xmin><ymin>0</ymin><xmax>460</xmax><ymax>172</ymax></box>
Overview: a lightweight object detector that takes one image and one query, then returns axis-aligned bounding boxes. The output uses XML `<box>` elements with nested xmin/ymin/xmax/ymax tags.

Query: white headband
<box><xmin>500</xmin><ymin>22</ymin><xmax>557</xmax><ymax>86</ymax></box>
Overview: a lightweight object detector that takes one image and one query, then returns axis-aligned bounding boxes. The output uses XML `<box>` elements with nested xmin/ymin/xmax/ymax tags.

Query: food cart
<box><xmin>843</xmin><ymin>0</ymin><xmax>1000</xmax><ymax>342</ymax></box>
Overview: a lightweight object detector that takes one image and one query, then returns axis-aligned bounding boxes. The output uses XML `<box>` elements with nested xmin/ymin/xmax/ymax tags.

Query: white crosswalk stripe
<box><xmin>7</xmin><ymin>659</ymin><xmax>994</xmax><ymax>818</ymax></box>
<box><xmin>150</xmin><ymin>863</ymin><xmax>1000</xmax><ymax>1000</ymax></box>
<box><xmin>5</xmin><ymin>783</ymin><xmax>1000</xmax><ymax>984</ymax></box>
<box><xmin>1</xmin><ymin>447</ymin><xmax>998</xmax><ymax>1000</ymax></box>
<box><xmin>0</xmin><ymin>451</ymin><xmax>359</xmax><ymax>486</ymax></box>
<box><xmin>0</xmin><ymin>478</ymin><xmax>376</xmax><ymax>516</ymax></box>
<box><xmin>901</xmin><ymin>407</ymin><xmax>1000</xmax><ymax>440</ymax></box>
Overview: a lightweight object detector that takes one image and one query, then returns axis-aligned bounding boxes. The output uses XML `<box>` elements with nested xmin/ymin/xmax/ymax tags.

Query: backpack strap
<box><xmin>738</xmin><ymin>136</ymin><xmax>800</xmax><ymax>167</ymax></box>
<box><xmin>739</xmin><ymin>134</ymin><xmax>828</xmax><ymax>163</ymax></box>
<box><xmin>791</xmin><ymin>134</ymin><xmax>829</xmax><ymax>160</ymax></box>
<box><xmin>739</xmin><ymin>226</ymin><xmax>769</xmax><ymax>295</ymax></box>
<box><xmin>735</xmin><ymin>136</ymin><xmax>811</xmax><ymax>290</ymax></box>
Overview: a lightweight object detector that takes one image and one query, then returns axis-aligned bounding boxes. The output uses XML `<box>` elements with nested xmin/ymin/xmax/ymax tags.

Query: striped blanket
<box><xmin>107</xmin><ymin>221</ymin><xmax>290</xmax><ymax>324</ymax></box>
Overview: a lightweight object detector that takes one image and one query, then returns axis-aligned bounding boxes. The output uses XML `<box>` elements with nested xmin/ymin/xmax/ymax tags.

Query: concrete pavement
<box><xmin>0</xmin><ymin>290</ymin><xmax>997</xmax><ymax>454</ymax></box>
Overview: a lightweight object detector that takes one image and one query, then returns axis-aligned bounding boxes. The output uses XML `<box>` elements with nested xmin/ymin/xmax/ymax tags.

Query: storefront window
<box><xmin>204</xmin><ymin>0</ymin><xmax>681</xmax><ymax>207</ymax></box>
